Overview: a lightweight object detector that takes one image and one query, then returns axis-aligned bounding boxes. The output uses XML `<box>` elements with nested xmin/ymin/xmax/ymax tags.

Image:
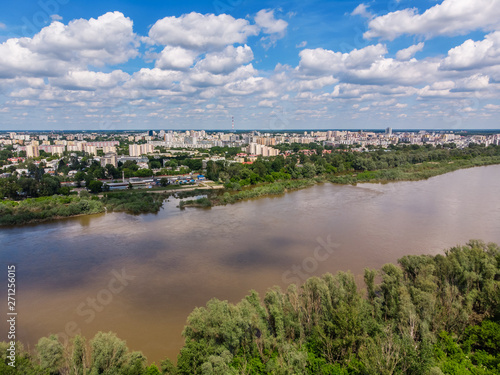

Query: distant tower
<box><xmin>386</xmin><ymin>127</ymin><xmax>392</xmax><ymax>136</ymax></box>
<box><xmin>232</xmin><ymin>116</ymin><xmax>234</xmax><ymax>131</ymax></box>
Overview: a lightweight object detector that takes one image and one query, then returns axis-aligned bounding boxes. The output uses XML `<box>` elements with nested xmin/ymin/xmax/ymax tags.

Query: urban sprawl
<box><xmin>1</xmin><ymin>129</ymin><xmax>499</xmax><ymax>189</ymax></box>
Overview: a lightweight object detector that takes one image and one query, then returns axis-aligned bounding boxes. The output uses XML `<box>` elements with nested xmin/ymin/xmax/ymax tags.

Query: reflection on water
<box><xmin>1</xmin><ymin>165</ymin><xmax>500</xmax><ymax>362</ymax></box>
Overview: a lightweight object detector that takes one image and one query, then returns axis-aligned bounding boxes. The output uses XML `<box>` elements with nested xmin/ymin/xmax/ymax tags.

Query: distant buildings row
<box><xmin>4</xmin><ymin>130</ymin><xmax>500</xmax><ymax>163</ymax></box>
<box><xmin>20</xmin><ymin>141</ymin><xmax>119</xmax><ymax>157</ymax></box>
<box><xmin>246</xmin><ymin>143</ymin><xmax>280</xmax><ymax>157</ymax></box>
<box><xmin>129</xmin><ymin>143</ymin><xmax>154</xmax><ymax>157</ymax></box>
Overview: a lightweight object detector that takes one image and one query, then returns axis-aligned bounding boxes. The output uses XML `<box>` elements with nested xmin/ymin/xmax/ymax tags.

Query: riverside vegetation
<box><xmin>2</xmin><ymin>143</ymin><xmax>500</xmax><ymax>223</ymax></box>
<box><xmin>1</xmin><ymin>240</ymin><xmax>499</xmax><ymax>374</ymax></box>
<box><xmin>0</xmin><ymin>191</ymin><xmax>169</xmax><ymax>226</ymax></box>
<box><xmin>183</xmin><ymin>143</ymin><xmax>500</xmax><ymax>208</ymax></box>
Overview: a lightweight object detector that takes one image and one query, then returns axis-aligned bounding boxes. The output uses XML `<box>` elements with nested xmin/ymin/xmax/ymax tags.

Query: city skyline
<box><xmin>1</xmin><ymin>0</ymin><xmax>500</xmax><ymax>130</ymax></box>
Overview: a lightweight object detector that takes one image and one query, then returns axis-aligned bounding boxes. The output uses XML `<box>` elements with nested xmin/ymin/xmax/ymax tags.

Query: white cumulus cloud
<box><xmin>298</xmin><ymin>44</ymin><xmax>388</xmax><ymax>75</ymax></box>
<box><xmin>351</xmin><ymin>4</ymin><xmax>373</xmax><ymax>19</ymax></box>
<box><xmin>195</xmin><ymin>45</ymin><xmax>254</xmax><ymax>74</ymax></box>
<box><xmin>155</xmin><ymin>46</ymin><xmax>199</xmax><ymax>71</ymax></box>
<box><xmin>484</xmin><ymin>104</ymin><xmax>500</xmax><ymax>110</ymax></box>
<box><xmin>255</xmin><ymin>9</ymin><xmax>288</xmax><ymax>36</ymax></box>
<box><xmin>50</xmin><ymin>70</ymin><xmax>129</xmax><ymax>91</ymax></box>
<box><xmin>396</xmin><ymin>42</ymin><xmax>424</xmax><ymax>61</ymax></box>
<box><xmin>0</xmin><ymin>38</ymin><xmax>69</xmax><ymax>78</ymax></box>
<box><xmin>126</xmin><ymin>68</ymin><xmax>183</xmax><ymax>91</ymax></box>
<box><xmin>440</xmin><ymin>31</ymin><xmax>500</xmax><ymax>70</ymax></box>
<box><xmin>364</xmin><ymin>0</ymin><xmax>500</xmax><ymax>40</ymax></box>
<box><xmin>255</xmin><ymin>9</ymin><xmax>288</xmax><ymax>48</ymax></box>
<box><xmin>258</xmin><ymin>99</ymin><xmax>274</xmax><ymax>107</ymax></box>
<box><xmin>452</xmin><ymin>73</ymin><xmax>490</xmax><ymax>92</ymax></box>
<box><xmin>22</xmin><ymin>12</ymin><xmax>139</xmax><ymax>66</ymax></box>
<box><xmin>147</xmin><ymin>12</ymin><xmax>259</xmax><ymax>50</ymax></box>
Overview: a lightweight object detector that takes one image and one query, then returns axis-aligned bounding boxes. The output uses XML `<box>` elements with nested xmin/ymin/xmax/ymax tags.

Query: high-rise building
<box><xmin>129</xmin><ymin>144</ymin><xmax>154</xmax><ymax>157</ymax></box>
<box><xmin>103</xmin><ymin>146</ymin><xmax>117</xmax><ymax>154</ymax></box>
<box><xmin>129</xmin><ymin>144</ymin><xmax>142</xmax><ymax>157</ymax></box>
<box><xmin>386</xmin><ymin>127</ymin><xmax>392</xmax><ymax>136</ymax></box>
<box><xmin>84</xmin><ymin>145</ymin><xmax>97</xmax><ymax>156</ymax></box>
<box><xmin>26</xmin><ymin>144</ymin><xmax>39</xmax><ymax>158</ymax></box>
<box><xmin>141</xmin><ymin>143</ymin><xmax>154</xmax><ymax>154</ymax></box>
<box><xmin>101</xmin><ymin>153</ymin><xmax>118</xmax><ymax>168</ymax></box>
<box><xmin>51</xmin><ymin>145</ymin><xmax>65</xmax><ymax>155</ymax></box>
<box><xmin>246</xmin><ymin>143</ymin><xmax>279</xmax><ymax>157</ymax></box>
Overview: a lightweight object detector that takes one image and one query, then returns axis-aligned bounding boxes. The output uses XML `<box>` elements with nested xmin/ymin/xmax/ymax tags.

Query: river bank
<box><xmin>329</xmin><ymin>155</ymin><xmax>500</xmax><ymax>184</ymax></box>
<box><xmin>2</xmin><ymin>155</ymin><xmax>500</xmax><ymax>225</ymax></box>
<box><xmin>182</xmin><ymin>156</ymin><xmax>500</xmax><ymax>208</ymax></box>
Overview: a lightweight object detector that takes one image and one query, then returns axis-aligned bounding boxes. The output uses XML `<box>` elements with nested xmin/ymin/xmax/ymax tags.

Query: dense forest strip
<box><xmin>189</xmin><ymin>155</ymin><xmax>500</xmax><ymax>208</ymax></box>
<box><xmin>328</xmin><ymin>155</ymin><xmax>500</xmax><ymax>185</ymax></box>
<box><xmin>2</xmin><ymin>240</ymin><xmax>499</xmax><ymax>374</ymax></box>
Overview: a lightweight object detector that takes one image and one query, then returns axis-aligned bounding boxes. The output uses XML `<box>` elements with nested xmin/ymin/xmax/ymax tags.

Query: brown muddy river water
<box><xmin>1</xmin><ymin>165</ymin><xmax>500</xmax><ymax>363</ymax></box>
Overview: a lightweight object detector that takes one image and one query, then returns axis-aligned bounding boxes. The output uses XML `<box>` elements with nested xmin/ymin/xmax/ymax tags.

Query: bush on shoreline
<box><xmin>0</xmin><ymin>195</ymin><xmax>104</xmax><ymax>226</ymax></box>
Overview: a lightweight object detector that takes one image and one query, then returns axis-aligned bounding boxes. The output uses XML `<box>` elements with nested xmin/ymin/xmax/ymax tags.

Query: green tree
<box><xmin>301</xmin><ymin>163</ymin><xmax>316</xmax><ymax>178</ymax></box>
<box><xmin>19</xmin><ymin>177</ymin><xmax>39</xmax><ymax>197</ymax></box>
<box><xmin>160</xmin><ymin>359</ymin><xmax>177</xmax><ymax>374</ymax></box>
<box><xmin>146</xmin><ymin>363</ymin><xmax>161</xmax><ymax>375</ymax></box>
<box><xmin>39</xmin><ymin>175</ymin><xmax>61</xmax><ymax>196</ymax></box>
<box><xmin>149</xmin><ymin>160</ymin><xmax>162</xmax><ymax>169</ymax></box>
<box><xmin>70</xmin><ymin>335</ymin><xmax>87</xmax><ymax>375</ymax></box>
<box><xmin>0</xmin><ymin>177</ymin><xmax>20</xmax><ymax>199</ymax></box>
<box><xmin>36</xmin><ymin>335</ymin><xmax>64</xmax><ymax>374</ymax></box>
<box><xmin>73</xmin><ymin>171</ymin><xmax>86</xmax><ymax>187</ymax></box>
<box><xmin>87</xmin><ymin>180</ymin><xmax>103</xmax><ymax>194</ymax></box>
<box><xmin>89</xmin><ymin>332</ymin><xmax>128</xmax><ymax>374</ymax></box>
<box><xmin>135</xmin><ymin>169</ymin><xmax>153</xmax><ymax>177</ymax></box>
<box><xmin>58</xmin><ymin>186</ymin><xmax>72</xmax><ymax>196</ymax></box>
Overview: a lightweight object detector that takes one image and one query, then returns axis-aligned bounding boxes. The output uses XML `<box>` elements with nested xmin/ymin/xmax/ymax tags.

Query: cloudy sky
<box><xmin>1</xmin><ymin>0</ymin><xmax>500</xmax><ymax>130</ymax></box>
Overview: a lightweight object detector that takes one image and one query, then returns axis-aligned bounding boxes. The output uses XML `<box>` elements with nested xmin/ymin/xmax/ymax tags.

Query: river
<box><xmin>1</xmin><ymin>165</ymin><xmax>500</xmax><ymax>363</ymax></box>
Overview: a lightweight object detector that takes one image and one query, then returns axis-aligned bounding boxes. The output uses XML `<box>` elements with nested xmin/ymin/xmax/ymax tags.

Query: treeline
<box><xmin>0</xmin><ymin>195</ymin><xmax>104</xmax><ymax>226</ymax></box>
<box><xmin>213</xmin><ymin>179</ymin><xmax>319</xmax><ymax>206</ymax></box>
<box><xmin>329</xmin><ymin>155</ymin><xmax>500</xmax><ymax>184</ymax></box>
<box><xmin>0</xmin><ymin>332</ymin><xmax>165</xmax><ymax>375</ymax></box>
<box><xmin>0</xmin><ymin>191</ymin><xmax>169</xmax><ymax>226</ymax></box>
<box><xmin>206</xmin><ymin>144</ymin><xmax>500</xmax><ymax>189</ymax></box>
<box><xmin>2</xmin><ymin>241</ymin><xmax>499</xmax><ymax>374</ymax></box>
<box><xmin>0</xmin><ymin>168</ymin><xmax>68</xmax><ymax>200</ymax></box>
<box><xmin>173</xmin><ymin>240</ymin><xmax>500</xmax><ymax>374</ymax></box>
<box><xmin>102</xmin><ymin>191</ymin><xmax>168</xmax><ymax>215</ymax></box>
<box><xmin>180</xmin><ymin>180</ymin><xmax>319</xmax><ymax>208</ymax></box>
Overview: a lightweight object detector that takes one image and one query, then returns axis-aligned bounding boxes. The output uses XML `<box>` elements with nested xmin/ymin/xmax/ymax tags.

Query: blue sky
<box><xmin>1</xmin><ymin>0</ymin><xmax>500</xmax><ymax>130</ymax></box>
